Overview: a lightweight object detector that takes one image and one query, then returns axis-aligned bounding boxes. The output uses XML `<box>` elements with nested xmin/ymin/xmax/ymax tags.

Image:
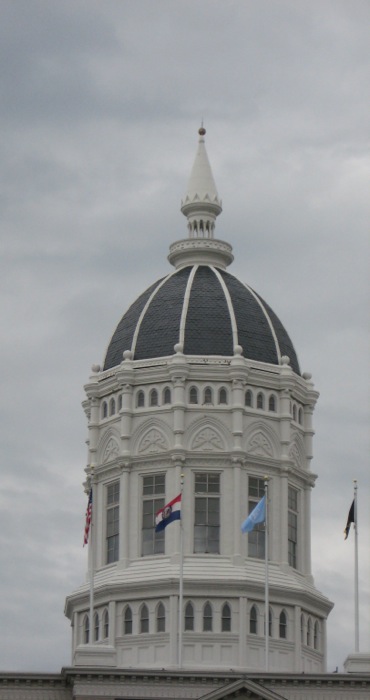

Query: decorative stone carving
<box><xmin>138</xmin><ymin>429</ymin><xmax>168</xmax><ymax>454</ymax></box>
<box><xmin>102</xmin><ymin>437</ymin><xmax>120</xmax><ymax>463</ymax></box>
<box><xmin>289</xmin><ymin>442</ymin><xmax>303</xmax><ymax>468</ymax></box>
<box><xmin>247</xmin><ymin>431</ymin><xmax>274</xmax><ymax>457</ymax></box>
<box><xmin>191</xmin><ymin>428</ymin><xmax>223</xmax><ymax>452</ymax></box>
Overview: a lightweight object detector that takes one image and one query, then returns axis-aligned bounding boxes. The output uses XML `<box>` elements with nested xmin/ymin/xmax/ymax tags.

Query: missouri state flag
<box><xmin>83</xmin><ymin>488</ymin><xmax>92</xmax><ymax>546</ymax></box>
<box><xmin>155</xmin><ymin>493</ymin><xmax>181</xmax><ymax>532</ymax></box>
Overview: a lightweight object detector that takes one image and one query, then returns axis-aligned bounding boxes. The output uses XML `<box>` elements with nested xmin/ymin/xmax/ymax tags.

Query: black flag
<box><xmin>344</xmin><ymin>500</ymin><xmax>355</xmax><ymax>540</ymax></box>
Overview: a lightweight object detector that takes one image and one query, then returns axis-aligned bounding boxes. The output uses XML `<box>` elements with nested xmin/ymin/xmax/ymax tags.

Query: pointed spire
<box><xmin>181</xmin><ymin>126</ymin><xmax>222</xmax><ymax>239</ymax></box>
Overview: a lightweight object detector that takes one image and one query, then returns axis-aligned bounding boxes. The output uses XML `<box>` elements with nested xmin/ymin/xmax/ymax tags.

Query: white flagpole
<box><xmin>178</xmin><ymin>473</ymin><xmax>184</xmax><ymax>668</ymax></box>
<box><xmin>354</xmin><ymin>479</ymin><xmax>359</xmax><ymax>652</ymax></box>
<box><xmin>89</xmin><ymin>469</ymin><xmax>95</xmax><ymax>644</ymax></box>
<box><xmin>264</xmin><ymin>476</ymin><xmax>269</xmax><ymax>672</ymax></box>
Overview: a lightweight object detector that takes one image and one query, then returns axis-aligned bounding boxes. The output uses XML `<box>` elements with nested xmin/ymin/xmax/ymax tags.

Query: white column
<box><xmin>120</xmin><ymin>383</ymin><xmax>133</xmax><ymax>456</ymax></box>
<box><xmin>294</xmin><ymin>605</ymin><xmax>302</xmax><ymax>671</ymax></box>
<box><xmin>280</xmin><ymin>466</ymin><xmax>289</xmax><ymax>565</ymax></box>
<box><xmin>238</xmin><ymin>596</ymin><xmax>247</xmax><ymax>669</ymax></box>
<box><xmin>119</xmin><ymin>465</ymin><xmax>130</xmax><ymax>565</ymax></box>
<box><xmin>109</xmin><ymin>600</ymin><xmax>116</xmax><ymax>646</ymax></box>
<box><xmin>233</xmin><ymin>460</ymin><xmax>242</xmax><ymax>562</ymax></box>
<box><xmin>170</xmin><ymin>594</ymin><xmax>178</xmax><ymax>666</ymax></box>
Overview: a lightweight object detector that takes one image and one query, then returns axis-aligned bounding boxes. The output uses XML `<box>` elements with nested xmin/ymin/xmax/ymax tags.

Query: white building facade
<box><xmin>65</xmin><ymin>128</ymin><xmax>333</xmax><ymax>674</ymax></box>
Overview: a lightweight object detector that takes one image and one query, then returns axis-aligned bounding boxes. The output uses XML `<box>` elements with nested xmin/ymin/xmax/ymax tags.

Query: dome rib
<box><xmin>178</xmin><ymin>264</ymin><xmax>198</xmax><ymax>347</ymax></box>
<box><xmin>211</xmin><ymin>266</ymin><xmax>239</xmax><ymax>350</ymax></box>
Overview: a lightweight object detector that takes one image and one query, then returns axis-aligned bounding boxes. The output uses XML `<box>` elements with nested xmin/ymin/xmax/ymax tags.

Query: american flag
<box><xmin>83</xmin><ymin>489</ymin><xmax>92</xmax><ymax>546</ymax></box>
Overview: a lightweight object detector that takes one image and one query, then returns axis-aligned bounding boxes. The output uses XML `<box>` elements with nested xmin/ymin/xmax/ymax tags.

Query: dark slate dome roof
<box><xmin>103</xmin><ymin>265</ymin><xmax>300</xmax><ymax>374</ymax></box>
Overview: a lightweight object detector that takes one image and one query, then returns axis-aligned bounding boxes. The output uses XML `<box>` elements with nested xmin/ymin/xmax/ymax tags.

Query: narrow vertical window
<box><xmin>298</xmin><ymin>407</ymin><xmax>303</xmax><ymax>424</ymax></box>
<box><xmin>106</xmin><ymin>481</ymin><xmax>120</xmax><ymax>564</ymax></box>
<box><xmin>279</xmin><ymin>610</ymin><xmax>287</xmax><ymax>639</ymax></box>
<box><xmin>314</xmin><ymin>620</ymin><xmax>319</xmax><ymax>650</ymax></box>
<box><xmin>184</xmin><ymin>602</ymin><xmax>194</xmax><ymax>631</ymax></box>
<box><xmin>156</xmin><ymin>602</ymin><xmax>166</xmax><ymax>632</ymax></box>
<box><xmin>250</xmin><ymin>605</ymin><xmax>258</xmax><ymax>634</ymax></box>
<box><xmin>109</xmin><ymin>398</ymin><xmax>116</xmax><ymax>416</ymax></box>
<box><xmin>203</xmin><ymin>386</ymin><xmax>213</xmax><ymax>404</ymax></box>
<box><xmin>83</xmin><ymin>615</ymin><xmax>89</xmax><ymax>644</ymax></box>
<box><xmin>94</xmin><ymin>612</ymin><xmax>99</xmax><ymax>641</ymax></box>
<box><xmin>307</xmin><ymin>617</ymin><xmax>312</xmax><ymax>646</ymax></box>
<box><xmin>118</xmin><ymin>394</ymin><xmax>123</xmax><ymax>411</ymax></box>
<box><xmin>248</xmin><ymin>477</ymin><xmax>265</xmax><ymax>559</ymax></box>
<box><xmin>245</xmin><ymin>390</ymin><xmax>253</xmax><ymax>407</ymax></box>
<box><xmin>301</xmin><ymin>614</ymin><xmax>305</xmax><ymax>644</ymax></box>
<box><xmin>221</xmin><ymin>603</ymin><xmax>231</xmax><ymax>632</ymax></box>
<box><xmin>103</xmin><ymin>609</ymin><xmax>109</xmax><ymax>639</ymax></box>
<box><xmin>203</xmin><ymin>602</ymin><xmax>213</xmax><ymax>631</ymax></box>
<box><xmin>140</xmin><ymin>604</ymin><xmax>149</xmax><ymax>633</ymax></box>
<box><xmin>194</xmin><ymin>472</ymin><xmax>220</xmax><ymax>554</ymax></box>
<box><xmin>142</xmin><ymin>474</ymin><xmax>165</xmax><ymax>556</ymax></box>
<box><xmin>268</xmin><ymin>395</ymin><xmax>276</xmax><ymax>411</ymax></box>
<box><xmin>189</xmin><ymin>386</ymin><xmax>198</xmax><ymax>404</ymax></box>
<box><xmin>257</xmin><ymin>392</ymin><xmax>264</xmax><ymax>409</ymax></box>
<box><xmin>218</xmin><ymin>387</ymin><xmax>227</xmax><ymax>405</ymax></box>
<box><xmin>136</xmin><ymin>390</ymin><xmax>145</xmax><ymax>408</ymax></box>
<box><xmin>269</xmin><ymin>607</ymin><xmax>273</xmax><ymax>637</ymax></box>
<box><xmin>124</xmin><ymin>606</ymin><xmax>132</xmax><ymax>635</ymax></box>
<box><xmin>102</xmin><ymin>401</ymin><xmax>108</xmax><ymax>419</ymax></box>
<box><xmin>288</xmin><ymin>486</ymin><xmax>298</xmax><ymax>569</ymax></box>
<box><xmin>149</xmin><ymin>389</ymin><xmax>158</xmax><ymax>406</ymax></box>
<box><xmin>292</xmin><ymin>404</ymin><xmax>297</xmax><ymax>421</ymax></box>
<box><xmin>163</xmin><ymin>387</ymin><xmax>171</xmax><ymax>404</ymax></box>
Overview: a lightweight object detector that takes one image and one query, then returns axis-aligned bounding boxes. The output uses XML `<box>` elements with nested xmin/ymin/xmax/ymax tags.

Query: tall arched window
<box><xmin>307</xmin><ymin>617</ymin><xmax>312</xmax><ymax>646</ymax></box>
<box><xmin>292</xmin><ymin>404</ymin><xmax>297</xmax><ymax>421</ymax></box>
<box><xmin>203</xmin><ymin>602</ymin><xmax>213</xmax><ymax>631</ymax></box>
<box><xmin>149</xmin><ymin>389</ymin><xmax>158</xmax><ymax>406</ymax></box>
<box><xmin>136</xmin><ymin>390</ymin><xmax>145</xmax><ymax>408</ymax></box>
<box><xmin>189</xmin><ymin>386</ymin><xmax>198</xmax><ymax>404</ymax></box>
<box><xmin>245</xmin><ymin>390</ymin><xmax>253</xmax><ymax>407</ymax></box>
<box><xmin>301</xmin><ymin>614</ymin><xmax>305</xmax><ymax>644</ymax></box>
<box><xmin>94</xmin><ymin>612</ymin><xmax>99</xmax><ymax>642</ymax></box>
<box><xmin>218</xmin><ymin>388</ymin><xmax>227</xmax><ymax>405</ymax></box>
<box><xmin>103</xmin><ymin>609</ymin><xmax>109</xmax><ymax>639</ymax></box>
<box><xmin>184</xmin><ymin>601</ymin><xmax>194</xmax><ymax>631</ymax></box>
<box><xmin>140</xmin><ymin>604</ymin><xmax>149</xmax><ymax>633</ymax></box>
<box><xmin>109</xmin><ymin>398</ymin><xmax>116</xmax><ymax>416</ymax></box>
<box><xmin>118</xmin><ymin>394</ymin><xmax>123</xmax><ymax>411</ymax></box>
<box><xmin>83</xmin><ymin>614</ymin><xmax>89</xmax><ymax>644</ymax></box>
<box><xmin>203</xmin><ymin>387</ymin><xmax>213</xmax><ymax>405</ymax></box>
<box><xmin>124</xmin><ymin>606</ymin><xmax>132</xmax><ymax>635</ymax></box>
<box><xmin>314</xmin><ymin>620</ymin><xmax>320</xmax><ymax>650</ymax></box>
<box><xmin>279</xmin><ymin>610</ymin><xmax>287</xmax><ymax>639</ymax></box>
<box><xmin>298</xmin><ymin>407</ymin><xmax>303</xmax><ymax>424</ymax></box>
<box><xmin>163</xmin><ymin>387</ymin><xmax>171</xmax><ymax>404</ymax></box>
<box><xmin>268</xmin><ymin>395</ymin><xmax>276</xmax><ymax>412</ymax></box>
<box><xmin>265</xmin><ymin>607</ymin><xmax>273</xmax><ymax>637</ymax></box>
<box><xmin>221</xmin><ymin>603</ymin><xmax>231</xmax><ymax>632</ymax></box>
<box><xmin>156</xmin><ymin>602</ymin><xmax>166</xmax><ymax>632</ymax></box>
<box><xmin>257</xmin><ymin>392</ymin><xmax>264</xmax><ymax>409</ymax></box>
<box><xmin>102</xmin><ymin>401</ymin><xmax>108</xmax><ymax>419</ymax></box>
<box><xmin>250</xmin><ymin>605</ymin><xmax>258</xmax><ymax>634</ymax></box>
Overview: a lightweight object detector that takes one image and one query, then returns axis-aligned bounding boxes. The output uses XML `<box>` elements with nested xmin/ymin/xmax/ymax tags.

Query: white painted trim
<box><xmin>211</xmin><ymin>266</ymin><xmax>239</xmax><ymax>349</ymax></box>
<box><xmin>131</xmin><ymin>271</ymin><xmax>177</xmax><ymax>356</ymax></box>
<box><xmin>179</xmin><ymin>265</ymin><xmax>198</xmax><ymax>347</ymax></box>
<box><xmin>241</xmin><ymin>282</ymin><xmax>281</xmax><ymax>363</ymax></box>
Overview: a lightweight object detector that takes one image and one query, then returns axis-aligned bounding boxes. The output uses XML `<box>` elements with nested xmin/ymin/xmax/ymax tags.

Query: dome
<box><xmin>103</xmin><ymin>264</ymin><xmax>300</xmax><ymax>374</ymax></box>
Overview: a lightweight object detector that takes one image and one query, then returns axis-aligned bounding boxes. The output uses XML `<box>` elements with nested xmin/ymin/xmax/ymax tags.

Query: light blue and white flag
<box><xmin>241</xmin><ymin>495</ymin><xmax>266</xmax><ymax>533</ymax></box>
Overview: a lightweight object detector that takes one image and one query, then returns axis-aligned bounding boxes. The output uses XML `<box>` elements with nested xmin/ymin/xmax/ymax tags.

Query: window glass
<box><xmin>103</xmin><ymin>609</ymin><xmax>109</xmax><ymax>638</ymax></box>
<box><xmin>268</xmin><ymin>395</ymin><xmax>276</xmax><ymax>411</ymax></box>
<box><xmin>219</xmin><ymin>388</ymin><xmax>227</xmax><ymax>405</ymax></box>
<box><xmin>124</xmin><ymin>606</ymin><xmax>132</xmax><ymax>635</ymax></box>
<box><xmin>185</xmin><ymin>602</ymin><xmax>194</xmax><ymax>631</ymax></box>
<box><xmin>221</xmin><ymin>603</ymin><xmax>231</xmax><ymax>631</ymax></box>
<box><xmin>203</xmin><ymin>602</ymin><xmax>213</xmax><ymax>631</ymax></box>
<box><xmin>189</xmin><ymin>386</ymin><xmax>198</xmax><ymax>404</ymax></box>
<box><xmin>288</xmin><ymin>486</ymin><xmax>298</xmax><ymax>568</ymax></box>
<box><xmin>156</xmin><ymin>602</ymin><xmax>165</xmax><ymax>632</ymax></box>
<box><xmin>150</xmin><ymin>389</ymin><xmax>158</xmax><ymax>406</ymax></box>
<box><xmin>140</xmin><ymin>604</ymin><xmax>149</xmax><ymax>633</ymax></box>
<box><xmin>163</xmin><ymin>387</ymin><xmax>171</xmax><ymax>404</ymax></box>
<box><xmin>248</xmin><ymin>477</ymin><xmax>265</xmax><ymax>559</ymax></box>
<box><xmin>279</xmin><ymin>610</ymin><xmax>287</xmax><ymax>639</ymax></box>
<box><xmin>257</xmin><ymin>392</ymin><xmax>264</xmax><ymax>409</ymax></box>
<box><xmin>94</xmin><ymin>613</ymin><xmax>99</xmax><ymax>641</ymax></box>
<box><xmin>106</xmin><ymin>481</ymin><xmax>120</xmax><ymax>564</ymax></box>
<box><xmin>194</xmin><ymin>473</ymin><xmax>220</xmax><ymax>553</ymax></box>
<box><xmin>142</xmin><ymin>474</ymin><xmax>165</xmax><ymax>556</ymax></box>
<box><xmin>204</xmin><ymin>387</ymin><xmax>213</xmax><ymax>404</ymax></box>
<box><xmin>245</xmin><ymin>390</ymin><xmax>253</xmax><ymax>407</ymax></box>
<box><xmin>250</xmin><ymin>605</ymin><xmax>257</xmax><ymax>634</ymax></box>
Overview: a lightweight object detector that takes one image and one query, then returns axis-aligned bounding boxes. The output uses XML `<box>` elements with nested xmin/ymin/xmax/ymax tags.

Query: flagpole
<box><xmin>264</xmin><ymin>476</ymin><xmax>269</xmax><ymax>672</ymax></box>
<box><xmin>354</xmin><ymin>479</ymin><xmax>359</xmax><ymax>653</ymax></box>
<box><xmin>178</xmin><ymin>473</ymin><xmax>184</xmax><ymax>668</ymax></box>
<box><xmin>89</xmin><ymin>468</ymin><xmax>95</xmax><ymax>644</ymax></box>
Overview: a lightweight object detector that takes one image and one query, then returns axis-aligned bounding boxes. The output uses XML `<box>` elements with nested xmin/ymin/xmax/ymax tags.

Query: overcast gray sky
<box><xmin>0</xmin><ymin>0</ymin><xmax>368</xmax><ymax>674</ymax></box>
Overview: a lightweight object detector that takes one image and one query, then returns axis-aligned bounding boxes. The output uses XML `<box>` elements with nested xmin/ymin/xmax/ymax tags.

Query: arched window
<box><xmin>314</xmin><ymin>620</ymin><xmax>320</xmax><ymax>650</ymax></box>
<box><xmin>300</xmin><ymin>614</ymin><xmax>305</xmax><ymax>644</ymax></box>
<box><xmin>257</xmin><ymin>392</ymin><xmax>265</xmax><ymax>410</ymax></box>
<box><xmin>298</xmin><ymin>407</ymin><xmax>303</xmax><ymax>425</ymax></box>
<box><xmin>218</xmin><ymin>387</ymin><xmax>227</xmax><ymax>405</ymax></box>
<box><xmin>124</xmin><ymin>606</ymin><xmax>132</xmax><ymax>635</ymax></box>
<box><xmin>203</xmin><ymin>602</ymin><xmax>213</xmax><ymax>631</ymax></box>
<box><xmin>268</xmin><ymin>395</ymin><xmax>276</xmax><ymax>412</ymax></box>
<box><xmin>140</xmin><ymin>604</ymin><xmax>149</xmax><ymax>633</ymax></box>
<box><xmin>245</xmin><ymin>390</ymin><xmax>253</xmax><ymax>407</ymax></box>
<box><xmin>109</xmin><ymin>398</ymin><xmax>116</xmax><ymax>416</ymax></box>
<box><xmin>83</xmin><ymin>614</ymin><xmax>89</xmax><ymax>644</ymax></box>
<box><xmin>103</xmin><ymin>609</ymin><xmax>109</xmax><ymax>639</ymax></box>
<box><xmin>149</xmin><ymin>389</ymin><xmax>158</xmax><ymax>407</ymax></box>
<box><xmin>184</xmin><ymin>601</ymin><xmax>194</xmax><ymax>631</ymax></box>
<box><xmin>136</xmin><ymin>390</ymin><xmax>145</xmax><ymax>408</ymax></box>
<box><xmin>189</xmin><ymin>386</ymin><xmax>198</xmax><ymax>404</ymax></box>
<box><xmin>292</xmin><ymin>404</ymin><xmax>297</xmax><ymax>421</ymax></box>
<box><xmin>203</xmin><ymin>387</ymin><xmax>213</xmax><ymax>405</ymax></box>
<box><xmin>221</xmin><ymin>603</ymin><xmax>231</xmax><ymax>632</ymax></box>
<box><xmin>118</xmin><ymin>394</ymin><xmax>123</xmax><ymax>411</ymax></box>
<box><xmin>163</xmin><ymin>387</ymin><xmax>171</xmax><ymax>404</ymax></box>
<box><xmin>94</xmin><ymin>612</ymin><xmax>99</xmax><ymax>641</ymax></box>
<box><xmin>156</xmin><ymin>602</ymin><xmax>166</xmax><ymax>632</ymax></box>
<box><xmin>250</xmin><ymin>605</ymin><xmax>258</xmax><ymax>634</ymax></box>
<box><xmin>279</xmin><ymin>610</ymin><xmax>287</xmax><ymax>639</ymax></box>
<box><xmin>269</xmin><ymin>607</ymin><xmax>273</xmax><ymax>637</ymax></box>
<box><xmin>102</xmin><ymin>401</ymin><xmax>108</xmax><ymax>419</ymax></box>
<box><xmin>307</xmin><ymin>617</ymin><xmax>312</xmax><ymax>646</ymax></box>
